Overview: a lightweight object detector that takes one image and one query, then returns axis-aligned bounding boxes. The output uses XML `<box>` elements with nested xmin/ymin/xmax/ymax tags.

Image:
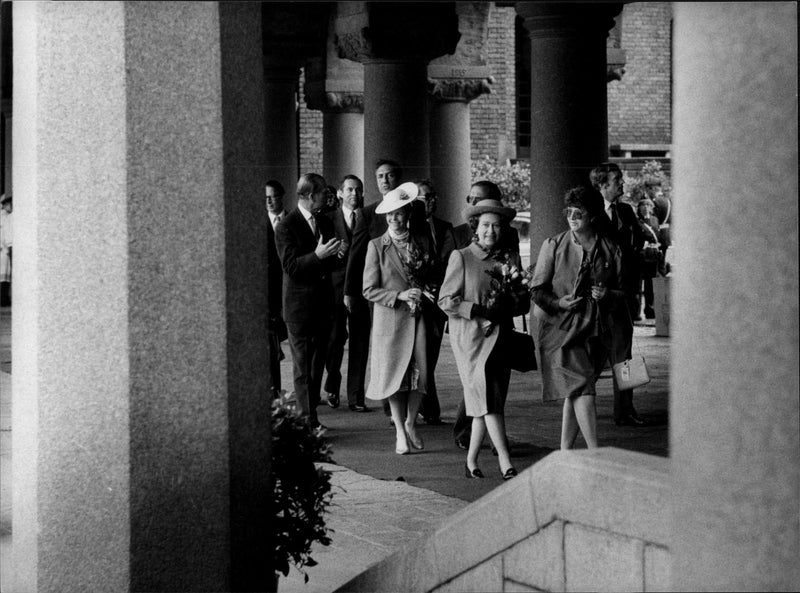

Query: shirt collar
<box><xmin>297</xmin><ymin>203</ymin><xmax>313</xmax><ymax>222</ymax></box>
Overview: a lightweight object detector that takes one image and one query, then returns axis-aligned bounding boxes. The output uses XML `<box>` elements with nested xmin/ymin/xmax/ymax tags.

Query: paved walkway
<box><xmin>0</xmin><ymin>306</ymin><xmax>669</xmax><ymax>592</ymax></box>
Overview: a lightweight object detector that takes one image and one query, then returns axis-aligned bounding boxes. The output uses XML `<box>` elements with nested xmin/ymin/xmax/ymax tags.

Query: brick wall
<box><xmin>298</xmin><ymin>68</ymin><xmax>324</xmax><ymax>175</ymax></box>
<box><xmin>608</xmin><ymin>3</ymin><xmax>673</xmax><ymax>146</ymax></box>
<box><xmin>470</xmin><ymin>5</ymin><xmax>517</xmax><ymax>162</ymax></box>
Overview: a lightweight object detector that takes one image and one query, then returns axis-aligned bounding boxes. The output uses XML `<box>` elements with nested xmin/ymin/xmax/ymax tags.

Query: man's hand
<box><xmin>315</xmin><ymin>237</ymin><xmax>341</xmax><ymax>259</ymax></box>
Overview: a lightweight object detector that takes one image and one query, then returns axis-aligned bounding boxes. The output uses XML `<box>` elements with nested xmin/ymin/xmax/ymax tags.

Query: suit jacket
<box><xmin>274</xmin><ymin>207</ymin><xmax>337</xmax><ymax>327</ymax></box>
<box><xmin>327</xmin><ymin>207</ymin><xmax>356</xmax><ymax>304</ymax></box>
<box><xmin>598</xmin><ymin>200</ymin><xmax>644</xmax><ymax>295</ymax></box>
<box><xmin>266</xmin><ymin>215</ymin><xmax>286</xmax><ymax>339</ymax></box>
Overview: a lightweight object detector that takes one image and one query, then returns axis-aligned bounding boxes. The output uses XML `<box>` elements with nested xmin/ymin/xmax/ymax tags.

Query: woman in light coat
<box><xmin>439</xmin><ymin>199</ymin><xmax>529</xmax><ymax>480</ymax></box>
<box><xmin>363</xmin><ymin>182</ymin><xmax>436</xmax><ymax>455</ymax></box>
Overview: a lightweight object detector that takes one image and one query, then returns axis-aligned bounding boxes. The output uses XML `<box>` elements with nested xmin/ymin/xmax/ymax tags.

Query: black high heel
<box><xmin>465</xmin><ymin>463</ymin><xmax>484</xmax><ymax>479</ymax></box>
<box><xmin>501</xmin><ymin>467</ymin><xmax>518</xmax><ymax>481</ymax></box>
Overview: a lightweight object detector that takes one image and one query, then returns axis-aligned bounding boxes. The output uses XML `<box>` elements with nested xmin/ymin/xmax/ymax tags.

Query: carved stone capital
<box><xmin>428</xmin><ymin>77</ymin><xmax>494</xmax><ymax>104</ymax></box>
<box><xmin>516</xmin><ymin>2</ymin><xmax>622</xmax><ymax>40</ymax></box>
<box><xmin>306</xmin><ymin>91</ymin><xmax>364</xmax><ymax>114</ymax></box>
<box><xmin>334</xmin><ymin>3</ymin><xmax>460</xmax><ymax>64</ymax></box>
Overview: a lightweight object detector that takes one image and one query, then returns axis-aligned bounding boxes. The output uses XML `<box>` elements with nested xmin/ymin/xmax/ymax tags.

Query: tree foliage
<box><xmin>470</xmin><ymin>155</ymin><xmax>531</xmax><ymax>213</ymax></box>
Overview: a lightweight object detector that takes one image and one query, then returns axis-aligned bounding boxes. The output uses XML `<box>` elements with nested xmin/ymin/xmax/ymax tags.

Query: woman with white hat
<box><xmin>438</xmin><ymin>198</ymin><xmax>529</xmax><ymax>480</ymax></box>
<box><xmin>363</xmin><ymin>182</ymin><xmax>437</xmax><ymax>454</ymax></box>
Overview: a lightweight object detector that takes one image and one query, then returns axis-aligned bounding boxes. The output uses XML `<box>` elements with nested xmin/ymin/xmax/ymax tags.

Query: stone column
<box><xmin>517</xmin><ymin>2</ymin><xmax>622</xmax><ymax>256</ymax></box>
<box><xmin>263</xmin><ymin>63</ymin><xmax>300</xmax><ymax>209</ymax></box>
<box><xmin>334</xmin><ymin>2</ymin><xmax>460</xmax><ymax>203</ymax></box>
<box><xmin>428</xmin><ymin>77</ymin><xmax>492</xmax><ymax>225</ymax></box>
<box><xmin>671</xmin><ymin>3</ymin><xmax>799</xmax><ymax>591</ymax></box>
<box><xmin>426</xmin><ymin>2</ymin><xmax>493</xmax><ymax>225</ymax></box>
<box><xmin>11</xmin><ymin>3</ymin><xmax>272</xmax><ymax>590</ymax></box>
<box><xmin>304</xmin><ymin>28</ymin><xmax>365</xmax><ymax>185</ymax></box>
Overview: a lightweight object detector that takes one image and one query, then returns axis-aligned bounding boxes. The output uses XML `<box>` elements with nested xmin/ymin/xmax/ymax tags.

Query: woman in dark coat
<box><xmin>530</xmin><ymin>186</ymin><xmax>628</xmax><ymax>449</ymax></box>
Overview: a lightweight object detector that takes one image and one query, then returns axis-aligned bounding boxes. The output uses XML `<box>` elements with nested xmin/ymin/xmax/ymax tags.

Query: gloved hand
<box><xmin>473</xmin><ymin>303</ymin><xmax>502</xmax><ymax>322</ymax></box>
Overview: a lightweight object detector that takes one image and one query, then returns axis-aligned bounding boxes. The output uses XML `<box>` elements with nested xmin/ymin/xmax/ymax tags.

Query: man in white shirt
<box><xmin>590</xmin><ymin>162</ymin><xmax>646</xmax><ymax>427</ymax></box>
<box><xmin>323</xmin><ymin>175</ymin><xmax>369</xmax><ymax>412</ymax></box>
<box><xmin>265</xmin><ymin>180</ymin><xmax>287</xmax><ymax>227</ymax></box>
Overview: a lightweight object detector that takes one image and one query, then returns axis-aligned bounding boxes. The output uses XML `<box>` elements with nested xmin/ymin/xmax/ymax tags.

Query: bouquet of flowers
<box><xmin>401</xmin><ymin>243</ymin><xmax>437</xmax><ymax>316</ymax></box>
<box><xmin>484</xmin><ymin>254</ymin><xmax>533</xmax><ymax>320</ymax></box>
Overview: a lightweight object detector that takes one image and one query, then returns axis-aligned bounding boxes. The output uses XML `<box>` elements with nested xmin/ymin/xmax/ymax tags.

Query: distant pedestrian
<box><xmin>0</xmin><ymin>194</ymin><xmax>12</xmax><ymax>307</ymax></box>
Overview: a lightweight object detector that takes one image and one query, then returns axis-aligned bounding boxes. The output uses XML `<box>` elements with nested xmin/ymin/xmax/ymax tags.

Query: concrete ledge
<box><xmin>337</xmin><ymin>447</ymin><xmax>670</xmax><ymax>593</ymax></box>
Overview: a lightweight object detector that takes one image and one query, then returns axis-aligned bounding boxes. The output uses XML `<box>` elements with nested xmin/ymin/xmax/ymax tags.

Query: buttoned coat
<box><xmin>362</xmin><ymin>231</ymin><xmax>433</xmax><ymax>400</ymax></box>
<box><xmin>438</xmin><ymin>243</ymin><xmax>528</xmax><ymax>417</ymax></box>
<box><xmin>530</xmin><ymin>230</ymin><xmax>629</xmax><ymax>400</ymax></box>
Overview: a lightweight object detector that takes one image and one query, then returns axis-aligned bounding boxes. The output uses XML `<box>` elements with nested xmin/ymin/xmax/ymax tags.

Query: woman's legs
<box><xmin>485</xmin><ymin>413</ymin><xmax>513</xmax><ymax>473</ymax></box>
<box><xmin>388</xmin><ymin>393</ymin><xmax>410</xmax><ymax>453</ymax></box>
<box><xmin>573</xmin><ymin>395</ymin><xmax>598</xmax><ymax>448</ymax></box>
<box><xmin>561</xmin><ymin>398</ymin><xmax>580</xmax><ymax>449</ymax></box>
<box><xmin>404</xmin><ymin>390</ymin><xmax>425</xmax><ymax>449</ymax></box>
<box><xmin>467</xmin><ymin>416</ymin><xmax>486</xmax><ymax>471</ymax></box>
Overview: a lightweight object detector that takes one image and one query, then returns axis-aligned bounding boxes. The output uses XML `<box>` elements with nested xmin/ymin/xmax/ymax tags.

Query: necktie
<box><xmin>429</xmin><ymin>218</ymin><xmax>437</xmax><ymax>252</ymax></box>
<box><xmin>610</xmin><ymin>204</ymin><xmax>619</xmax><ymax>231</ymax></box>
<box><xmin>273</xmin><ymin>214</ymin><xmax>281</xmax><ymax>225</ymax></box>
<box><xmin>309</xmin><ymin>215</ymin><xmax>319</xmax><ymax>240</ymax></box>
<box><xmin>349</xmin><ymin>210</ymin><xmax>356</xmax><ymax>231</ymax></box>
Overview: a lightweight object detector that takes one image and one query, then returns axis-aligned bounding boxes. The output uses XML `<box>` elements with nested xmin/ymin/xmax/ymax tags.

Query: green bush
<box><xmin>622</xmin><ymin>160</ymin><xmax>672</xmax><ymax>206</ymax></box>
<box><xmin>471</xmin><ymin>155</ymin><xmax>531</xmax><ymax>212</ymax></box>
<box><xmin>271</xmin><ymin>397</ymin><xmax>335</xmax><ymax>583</ymax></box>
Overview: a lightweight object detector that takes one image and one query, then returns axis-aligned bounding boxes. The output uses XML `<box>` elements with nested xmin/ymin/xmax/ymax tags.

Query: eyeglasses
<box><xmin>420</xmin><ymin>193</ymin><xmax>436</xmax><ymax>200</ymax></box>
<box><xmin>564</xmin><ymin>208</ymin><xmax>585</xmax><ymax>220</ymax></box>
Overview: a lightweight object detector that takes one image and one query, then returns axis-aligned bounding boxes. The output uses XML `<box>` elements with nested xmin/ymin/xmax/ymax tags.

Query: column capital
<box><xmin>334</xmin><ymin>2</ymin><xmax>460</xmax><ymax>64</ymax></box>
<box><xmin>516</xmin><ymin>2</ymin><xmax>622</xmax><ymax>39</ymax></box>
<box><xmin>427</xmin><ymin>76</ymin><xmax>494</xmax><ymax>104</ymax></box>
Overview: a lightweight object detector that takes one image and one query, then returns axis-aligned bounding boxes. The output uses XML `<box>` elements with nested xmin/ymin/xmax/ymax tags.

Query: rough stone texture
<box><xmin>564</xmin><ymin>523</ymin><xmax>644</xmax><ymax>592</ymax></box>
<box><xmin>643</xmin><ymin>544</ymin><xmax>670</xmax><ymax>592</ymax></box>
<box><xmin>434</xmin><ymin>556</ymin><xmax>503</xmax><ymax>593</ymax></box>
<box><xmin>433</xmin><ymin>470</ymin><xmax>539</xmax><ymax>581</ymax></box>
<box><xmin>607</xmin><ymin>3</ymin><xmax>672</xmax><ymax>146</ymax></box>
<box><xmin>503</xmin><ymin>521</ymin><xmax>565</xmax><ymax>592</ymax></box>
<box><xmin>531</xmin><ymin>449</ymin><xmax>671</xmax><ymax>545</ymax></box>
<box><xmin>671</xmin><ymin>3</ymin><xmax>800</xmax><ymax>590</ymax></box>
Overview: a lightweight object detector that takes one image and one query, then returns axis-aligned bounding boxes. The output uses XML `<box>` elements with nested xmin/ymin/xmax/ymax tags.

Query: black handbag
<box><xmin>507</xmin><ymin>329</ymin><xmax>537</xmax><ymax>372</ymax></box>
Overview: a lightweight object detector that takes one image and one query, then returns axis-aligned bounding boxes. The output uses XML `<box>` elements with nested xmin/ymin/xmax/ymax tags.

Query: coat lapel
<box><xmin>381</xmin><ymin>233</ymin><xmax>409</xmax><ymax>282</ymax></box>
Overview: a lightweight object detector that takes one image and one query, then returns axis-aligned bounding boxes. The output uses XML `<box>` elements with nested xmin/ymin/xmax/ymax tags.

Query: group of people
<box><xmin>266</xmin><ymin>159</ymin><xmax>660</xmax><ymax>480</ymax></box>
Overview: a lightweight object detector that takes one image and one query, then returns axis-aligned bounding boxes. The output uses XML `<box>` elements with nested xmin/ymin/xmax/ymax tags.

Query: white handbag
<box><xmin>612</xmin><ymin>356</ymin><xmax>651</xmax><ymax>390</ymax></box>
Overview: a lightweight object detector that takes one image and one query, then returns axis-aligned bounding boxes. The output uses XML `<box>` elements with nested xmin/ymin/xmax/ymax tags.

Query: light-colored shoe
<box><xmin>395</xmin><ymin>434</ymin><xmax>410</xmax><ymax>455</ymax></box>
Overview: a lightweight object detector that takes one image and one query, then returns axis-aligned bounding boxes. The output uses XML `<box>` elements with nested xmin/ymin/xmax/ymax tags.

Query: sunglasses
<box><xmin>564</xmin><ymin>208</ymin><xmax>585</xmax><ymax>219</ymax></box>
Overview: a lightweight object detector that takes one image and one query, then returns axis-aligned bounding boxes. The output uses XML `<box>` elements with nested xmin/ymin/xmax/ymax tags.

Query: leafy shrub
<box><xmin>622</xmin><ymin>160</ymin><xmax>672</xmax><ymax>206</ymax></box>
<box><xmin>471</xmin><ymin>155</ymin><xmax>531</xmax><ymax>212</ymax></box>
<box><xmin>272</xmin><ymin>397</ymin><xmax>335</xmax><ymax>583</ymax></box>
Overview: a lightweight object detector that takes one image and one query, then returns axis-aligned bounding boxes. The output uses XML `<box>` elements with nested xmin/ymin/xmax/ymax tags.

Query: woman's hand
<box><xmin>398</xmin><ymin>288</ymin><xmax>423</xmax><ymax>303</ymax></box>
<box><xmin>558</xmin><ymin>294</ymin><xmax>584</xmax><ymax>311</ymax></box>
<box><xmin>591</xmin><ymin>283</ymin><xmax>607</xmax><ymax>301</ymax></box>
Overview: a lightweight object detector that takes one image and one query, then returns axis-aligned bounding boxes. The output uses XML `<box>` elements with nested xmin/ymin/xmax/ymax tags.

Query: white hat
<box><xmin>375</xmin><ymin>182</ymin><xmax>419</xmax><ymax>214</ymax></box>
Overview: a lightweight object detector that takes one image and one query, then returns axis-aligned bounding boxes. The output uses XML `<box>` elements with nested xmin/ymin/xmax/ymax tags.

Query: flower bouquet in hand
<box><xmin>481</xmin><ymin>255</ymin><xmax>533</xmax><ymax>334</ymax></box>
<box><xmin>401</xmin><ymin>243</ymin><xmax>437</xmax><ymax>316</ymax></box>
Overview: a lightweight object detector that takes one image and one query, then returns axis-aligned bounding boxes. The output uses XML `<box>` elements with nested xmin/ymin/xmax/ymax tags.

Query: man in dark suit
<box><xmin>415</xmin><ymin>179</ymin><xmax>456</xmax><ymax>425</ymax></box>
<box><xmin>265</xmin><ymin>180</ymin><xmax>288</xmax><ymax>399</ymax></box>
<box><xmin>590</xmin><ymin>162</ymin><xmax>646</xmax><ymax>427</ymax></box>
<box><xmin>323</xmin><ymin>174</ymin><xmax>370</xmax><ymax>412</ymax></box>
<box><xmin>274</xmin><ymin>173</ymin><xmax>342</xmax><ymax>428</ymax></box>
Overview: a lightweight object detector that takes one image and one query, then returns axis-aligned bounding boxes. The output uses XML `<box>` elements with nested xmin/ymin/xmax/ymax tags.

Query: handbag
<box><xmin>612</xmin><ymin>355</ymin><xmax>651</xmax><ymax>390</ymax></box>
<box><xmin>507</xmin><ymin>329</ymin><xmax>537</xmax><ymax>372</ymax></box>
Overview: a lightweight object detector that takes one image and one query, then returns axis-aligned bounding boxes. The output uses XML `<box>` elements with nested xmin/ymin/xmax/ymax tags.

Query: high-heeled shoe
<box><xmin>395</xmin><ymin>435</ymin><xmax>410</xmax><ymax>455</ymax></box>
<box><xmin>405</xmin><ymin>427</ymin><xmax>424</xmax><ymax>450</ymax></box>
<box><xmin>465</xmin><ymin>463</ymin><xmax>484</xmax><ymax>479</ymax></box>
<box><xmin>501</xmin><ymin>467</ymin><xmax>518</xmax><ymax>481</ymax></box>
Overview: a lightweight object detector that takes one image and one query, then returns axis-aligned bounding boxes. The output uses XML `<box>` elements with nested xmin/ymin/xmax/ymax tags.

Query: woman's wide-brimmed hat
<box><xmin>464</xmin><ymin>198</ymin><xmax>516</xmax><ymax>222</ymax></box>
<box><xmin>375</xmin><ymin>182</ymin><xmax>419</xmax><ymax>214</ymax></box>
